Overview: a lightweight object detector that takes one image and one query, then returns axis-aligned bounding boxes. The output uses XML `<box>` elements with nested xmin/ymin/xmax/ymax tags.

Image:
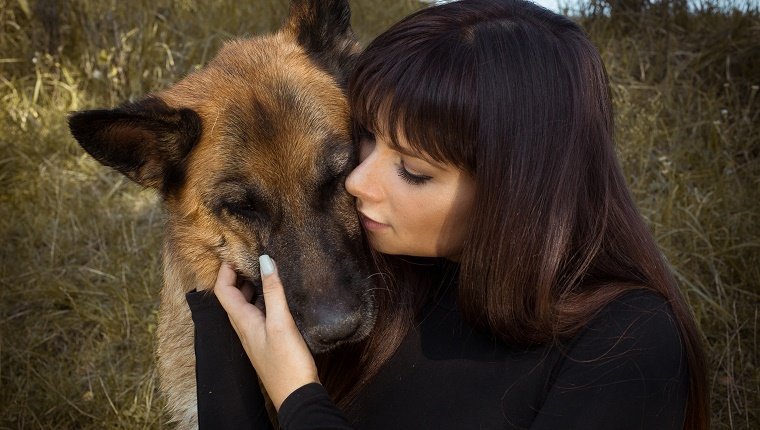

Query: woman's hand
<box><xmin>214</xmin><ymin>257</ymin><xmax>320</xmax><ymax>411</ymax></box>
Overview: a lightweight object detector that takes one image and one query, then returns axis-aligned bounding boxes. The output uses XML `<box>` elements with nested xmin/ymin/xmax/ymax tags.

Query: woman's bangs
<box><xmin>349</xmin><ymin>23</ymin><xmax>477</xmax><ymax>171</ymax></box>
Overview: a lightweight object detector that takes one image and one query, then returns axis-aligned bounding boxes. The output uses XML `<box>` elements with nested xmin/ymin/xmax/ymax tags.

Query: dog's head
<box><xmin>68</xmin><ymin>0</ymin><xmax>376</xmax><ymax>352</ymax></box>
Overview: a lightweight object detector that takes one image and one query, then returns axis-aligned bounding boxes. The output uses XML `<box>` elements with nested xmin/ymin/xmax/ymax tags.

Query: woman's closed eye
<box><xmin>397</xmin><ymin>160</ymin><xmax>432</xmax><ymax>185</ymax></box>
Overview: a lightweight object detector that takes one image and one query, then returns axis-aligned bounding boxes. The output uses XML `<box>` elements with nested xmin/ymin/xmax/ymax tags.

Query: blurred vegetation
<box><xmin>576</xmin><ymin>3</ymin><xmax>759</xmax><ymax>428</ymax></box>
<box><xmin>0</xmin><ymin>0</ymin><xmax>757</xmax><ymax>428</ymax></box>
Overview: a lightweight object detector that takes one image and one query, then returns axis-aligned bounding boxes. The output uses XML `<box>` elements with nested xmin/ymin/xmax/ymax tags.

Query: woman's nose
<box><xmin>345</xmin><ymin>153</ymin><xmax>381</xmax><ymax>202</ymax></box>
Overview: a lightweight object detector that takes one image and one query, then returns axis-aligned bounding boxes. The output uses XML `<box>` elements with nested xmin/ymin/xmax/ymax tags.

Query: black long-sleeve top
<box><xmin>187</xmin><ymin>287</ymin><xmax>688</xmax><ymax>429</ymax></box>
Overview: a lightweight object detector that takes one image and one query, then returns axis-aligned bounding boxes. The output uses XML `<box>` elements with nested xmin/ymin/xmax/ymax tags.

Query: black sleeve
<box><xmin>530</xmin><ymin>291</ymin><xmax>689</xmax><ymax>429</ymax></box>
<box><xmin>187</xmin><ymin>290</ymin><xmax>274</xmax><ymax>430</ymax></box>
<box><xmin>278</xmin><ymin>383</ymin><xmax>355</xmax><ymax>430</ymax></box>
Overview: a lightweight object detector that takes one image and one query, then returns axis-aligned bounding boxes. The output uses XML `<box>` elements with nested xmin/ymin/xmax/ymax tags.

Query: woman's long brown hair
<box><xmin>317</xmin><ymin>1</ymin><xmax>709</xmax><ymax>428</ymax></box>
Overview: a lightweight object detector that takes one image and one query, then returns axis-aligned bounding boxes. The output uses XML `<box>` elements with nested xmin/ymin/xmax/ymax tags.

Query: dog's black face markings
<box><xmin>200</xmin><ymin>116</ymin><xmax>373</xmax><ymax>353</ymax></box>
<box><xmin>67</xmin><ymin>97</ymin><xmax>202</xmax><ymax>196</ymax></box>
<box><xmin>205</xmin><ymin>118</ymin><xmax>372</xmax><ymax>352</ymax></box>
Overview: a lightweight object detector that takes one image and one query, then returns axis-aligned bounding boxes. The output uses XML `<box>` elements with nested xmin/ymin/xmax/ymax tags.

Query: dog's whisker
<box><xmin>364</xmin><ymin>272</ymin><xmax>388</xmax><ymax>281</ymax></box>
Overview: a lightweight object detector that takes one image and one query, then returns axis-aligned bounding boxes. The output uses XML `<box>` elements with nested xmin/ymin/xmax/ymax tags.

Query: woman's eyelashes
<box><xmin>397</xmin><ymin>160</ymin><xmax>432</xmax><ymax>185</ymax></box>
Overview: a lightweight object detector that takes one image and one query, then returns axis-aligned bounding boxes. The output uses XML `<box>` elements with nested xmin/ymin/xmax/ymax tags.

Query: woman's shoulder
<box><xmin>563</xmin><ymin>288</ymin><xmax>686</xmax><ymax>372</ymax></box>
<box><xmin>586</xmin><ymin>288</ymin><xmax>681</xmax><ymax>338</ymax></box>
<box><xmin>535</xmin><ymin>293</ymin><xmax>689</xmax><ymax>428</ymax></box>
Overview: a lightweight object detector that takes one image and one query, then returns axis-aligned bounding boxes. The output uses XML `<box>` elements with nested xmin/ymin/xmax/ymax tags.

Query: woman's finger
<box><xmin>215</xmin><ymin>262</ymin><xmax>263</xmax><ymax>328</ymax></box>
<box><xmin>215</xmin><ymin>262</ymin><xmax>238</xmax><ymax>289</ymax></box>
<box><xmin>258</xmin><ymin>255</ymin><xmax>291</xmax><ymax>319</ymax></box>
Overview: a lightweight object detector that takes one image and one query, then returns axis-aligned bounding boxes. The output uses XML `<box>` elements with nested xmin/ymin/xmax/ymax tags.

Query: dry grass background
<box><xmin>0</xmin><ymin>0</ymin><xmax>757</xmax><ymax>428</ymax></box>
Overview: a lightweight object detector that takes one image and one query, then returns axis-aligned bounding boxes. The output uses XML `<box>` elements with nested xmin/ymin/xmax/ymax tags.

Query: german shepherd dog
<box><xmin>68</xmin><ymin>1</ymin><xmax>375</xmax><ymax>427</ymax></box>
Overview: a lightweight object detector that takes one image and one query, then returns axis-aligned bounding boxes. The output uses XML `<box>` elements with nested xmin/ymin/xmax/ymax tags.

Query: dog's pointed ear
<box><xmin>68</xmin><ymin>97</ymin><xmax>201</xmax><ymax>193</ymax></box>
<box><xmin>285</xmin><ymin>0</ymin><xmax>358</xmax><ymax>86</ymax></box>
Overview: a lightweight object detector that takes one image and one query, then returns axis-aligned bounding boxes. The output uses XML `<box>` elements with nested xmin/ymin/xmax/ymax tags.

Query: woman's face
<box><xmin>345</xmin><ymin>128</ymin><xmax>475</xmax><ymax>260</ymax></box>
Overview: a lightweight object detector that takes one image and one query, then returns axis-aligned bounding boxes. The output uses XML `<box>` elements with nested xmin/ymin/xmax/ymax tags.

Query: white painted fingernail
<box><xmin>259</xmin><ymin>254</ymin><xmax>275</xmax><ymax>277</ymax></box>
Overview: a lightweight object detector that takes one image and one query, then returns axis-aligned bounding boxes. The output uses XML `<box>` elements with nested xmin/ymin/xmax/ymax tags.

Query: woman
<box><xmin>187</xmin><ymin>0</ymin><xmax>709</xmax><ymax>428</ymax></box>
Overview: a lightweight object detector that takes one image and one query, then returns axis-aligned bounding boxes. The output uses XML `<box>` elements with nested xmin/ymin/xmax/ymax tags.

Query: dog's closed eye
<box><xmin>210</xmin><ymin>178</ymin><xmax>270</xmax><ymax>222</ymax></box>
<box><xmin>223</xmin><ymin>199</ymin><xmax>265</xmax><ymax>221</ymax></box>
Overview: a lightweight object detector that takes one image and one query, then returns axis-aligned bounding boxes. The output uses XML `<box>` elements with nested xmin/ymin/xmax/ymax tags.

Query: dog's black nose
<box><xmin>302</xmin><ymin>301</ymin><xmax>363</xmax><ymax>349</ymax></box>
<box><xmin>318</xmin><ymin>309</ymin><xmax>362</xmax><ymax>341</ymax></box>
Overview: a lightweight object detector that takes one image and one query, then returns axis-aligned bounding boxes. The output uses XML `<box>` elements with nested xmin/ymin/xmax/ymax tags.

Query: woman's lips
<box><xmin>359</xmin><ymin>212</ymin><xmax>389</xmax><ymax>231</ymax></box>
